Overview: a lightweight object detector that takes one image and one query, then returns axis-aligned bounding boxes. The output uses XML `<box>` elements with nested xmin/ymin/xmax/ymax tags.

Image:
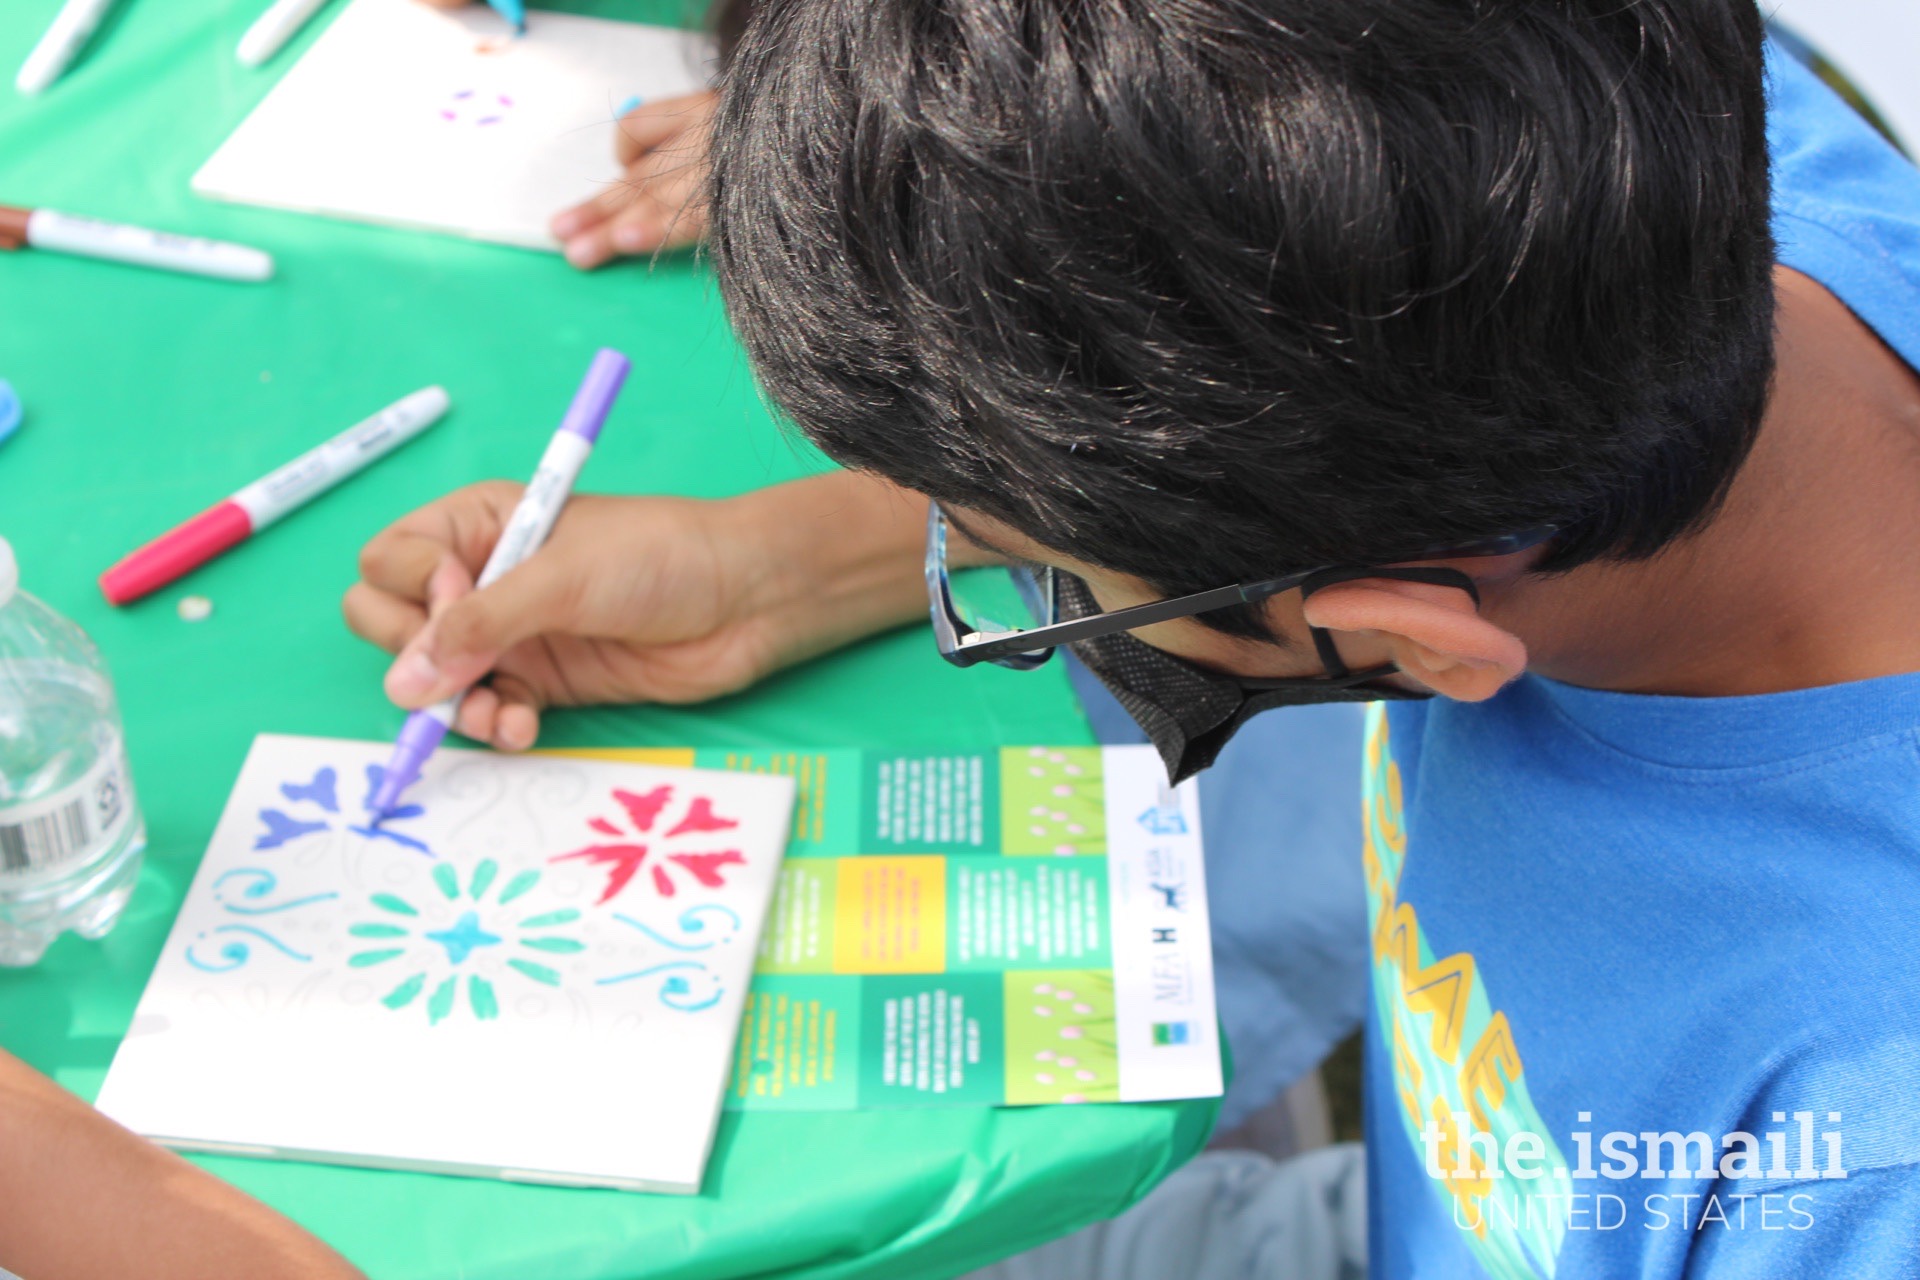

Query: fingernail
<box><xmin>388</xmin><ymin>650</ymin><xmax>441</xmax><ymax>701</ymax></box>
<box><xmin>551</xmin><ymin>210</ymin><xmax>582</xmax><ymax>237</ymax></box>
<box><xmin>498</xmin><ymin>721</ymin><xmax>533</xmax><ymax>751</ymax></box>
<box><xmin>564</xmin><ymin>238</ymin><xmax>599</xmax><ymax>268</ymax></box>
<box><xmin>612</xmin><ymin>223</ymin><xmax>649</xmax><ymax>252</ymax></box>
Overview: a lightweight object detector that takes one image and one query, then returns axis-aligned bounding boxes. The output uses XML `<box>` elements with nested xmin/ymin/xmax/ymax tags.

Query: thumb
<box><xmin>384</xmin><ymin>557</ymin><xmax>581</xmax><ymax>707</ymax></box>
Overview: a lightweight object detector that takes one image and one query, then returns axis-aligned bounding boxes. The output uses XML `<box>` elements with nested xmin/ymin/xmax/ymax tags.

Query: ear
<box><xmin>1298</xmin><ymin>578</ymin><xmax>1527</xmax><ymax>702</ymax></box>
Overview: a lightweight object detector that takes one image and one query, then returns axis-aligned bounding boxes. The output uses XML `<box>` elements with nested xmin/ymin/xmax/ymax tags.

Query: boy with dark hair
<box><xmin>348</xmin><ymin>0</ymin><xmax>1920</xmax><ymax>1273</ymax></box>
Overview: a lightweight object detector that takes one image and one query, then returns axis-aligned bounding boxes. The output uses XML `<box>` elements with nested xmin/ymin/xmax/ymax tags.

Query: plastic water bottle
<box><xmin>0</xmin><ymin>536</ymin><xmax>145</xmax><ymax>965</ymax></box>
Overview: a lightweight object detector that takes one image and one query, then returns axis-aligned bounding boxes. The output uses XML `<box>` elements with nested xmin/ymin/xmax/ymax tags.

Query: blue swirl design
<box><xmin>212</xmin><ymin>868</ymin><xmax>339</xmax><ymax>916</ymax></box>
<box><xmin>185</xmin><ymin>935</ymin><xmax>251</xmax><ymax>972</ymax></box>
<box><xmin>594</xmin><ymin>959</ymin><xmax>725</xmax><ymax>1012</ymax></box>
<box><xmin>185</xmin><ymin>924</ymin><xmax>313</xmax><ymax>971</ymax></box>
<box><xmin>660</xmin><ymin>975</ymin><xmax>724</xmax><ymax>1013</ymax></box>
<box><xmin>611</xmin><ymin>903</ymin><xmax>742</xmax><ymax>952</ymax></box>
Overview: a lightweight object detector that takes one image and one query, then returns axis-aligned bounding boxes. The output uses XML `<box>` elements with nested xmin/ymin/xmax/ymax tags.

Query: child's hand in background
<box><xmin>410</xmin><ymin>1</ymin><xmax>716</xmax><ymax>269</ymax></box>
<box><xmin>550</xmin><ymin>90</ymin><xmax>717</xmax><ymax>268</ymax></box>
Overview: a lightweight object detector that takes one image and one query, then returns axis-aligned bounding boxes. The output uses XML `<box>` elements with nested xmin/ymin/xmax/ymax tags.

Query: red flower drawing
<box><xmin>551</xmin><ymin>785</ymin><xmax>745</xmax><ymax>905</ymax></box>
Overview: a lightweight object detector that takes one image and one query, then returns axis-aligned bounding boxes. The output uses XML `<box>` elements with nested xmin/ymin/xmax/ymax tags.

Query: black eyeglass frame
<box><xmin>925</xmin><ymin>501</ymin><xmax>1554</xmax><ymax>670</ymax></box>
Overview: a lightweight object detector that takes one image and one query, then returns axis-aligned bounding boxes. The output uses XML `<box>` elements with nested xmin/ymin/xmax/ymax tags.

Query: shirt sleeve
<box><xmin>1765</xmin><ymin>40</ymin><xmax>1920</xmax><ymax>369</ymax></box>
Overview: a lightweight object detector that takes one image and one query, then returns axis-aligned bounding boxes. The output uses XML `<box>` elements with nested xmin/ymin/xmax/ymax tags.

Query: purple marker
<box><xmin>369</xmin><ymin>349</ymin><xmax>632</xmax><ymax>817</ymax></box>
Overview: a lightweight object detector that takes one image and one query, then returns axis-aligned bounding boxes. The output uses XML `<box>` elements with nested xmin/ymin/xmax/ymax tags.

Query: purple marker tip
<box><xmin>558</xmin><ymin>348</ymin><xmax>631</xmax><ymax>445</ymax></box>
<box><xmin>369</xmin><ymin>710</ymin><xmax>451</xmax><ymax>817</ymax></box>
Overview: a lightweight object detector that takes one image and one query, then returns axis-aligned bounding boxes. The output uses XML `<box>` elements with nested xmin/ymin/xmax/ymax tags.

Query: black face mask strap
<box><xmin>1296</xmin><ymin>566</ymin><xmax>1483</xmax><ymax>680</ymax></box>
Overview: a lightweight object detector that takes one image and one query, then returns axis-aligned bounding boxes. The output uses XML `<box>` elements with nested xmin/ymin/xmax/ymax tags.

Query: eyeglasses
<box><xmin>925</xmin><ymin>501</ymin><xmax>1554</xmax><ymax>670</ymax></box>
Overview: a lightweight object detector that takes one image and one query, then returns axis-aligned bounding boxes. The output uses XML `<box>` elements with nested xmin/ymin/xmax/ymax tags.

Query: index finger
<box><xmin>356</xmin><ymin>482</ymin><xmax>521</xmax><ymax>602</ymax></box>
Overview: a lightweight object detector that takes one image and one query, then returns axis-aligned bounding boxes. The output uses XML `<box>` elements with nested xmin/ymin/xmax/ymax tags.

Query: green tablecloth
<box><xmin>0</xmin><ymin>2</ymin><xmax>1216</xmax><ymax>1274</ymax></box>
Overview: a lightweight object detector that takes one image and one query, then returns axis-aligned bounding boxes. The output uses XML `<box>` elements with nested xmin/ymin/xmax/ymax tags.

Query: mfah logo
<box><xmin>1150</xmin><ymin>924</ymin><xmax>1193</xmax><ymax>1004</ymax></box>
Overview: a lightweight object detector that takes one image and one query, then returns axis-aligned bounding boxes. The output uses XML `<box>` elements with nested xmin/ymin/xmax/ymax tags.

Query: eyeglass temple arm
<box><xmin>956</xmin><ymin>574</ymin><xmax>1303</xmax><ymax>656</ymax></box>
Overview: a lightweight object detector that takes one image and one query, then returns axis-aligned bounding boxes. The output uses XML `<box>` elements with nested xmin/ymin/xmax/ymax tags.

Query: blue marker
<box><xmin>485</xmin><ymin>0</ymin><xmax>526</xmax><ymax>34</ymax></box>
<box><xmin>368</xmin><ymin>349</ymin><xmax>631</xmax><ymax>816</ymax></box>
<box><xmin>0</xmin><ymin>380</ymin><xmax>19</xmax><ymax>447</ymax></box>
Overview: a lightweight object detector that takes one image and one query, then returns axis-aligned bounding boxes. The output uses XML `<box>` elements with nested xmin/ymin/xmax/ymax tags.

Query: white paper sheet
<box><xmin>96</xmin><ymin>734</ymin><xmax>795</xmax><ymax>1193</ymax></box>
<box><xmin>192</xmin><ymin>0</ymin><xmax>715</xmax><ymax>249</ymax></box>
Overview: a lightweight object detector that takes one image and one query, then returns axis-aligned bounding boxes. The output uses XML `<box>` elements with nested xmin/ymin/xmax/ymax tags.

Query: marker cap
<box><xmin>99</xmin><ymin>500</ymin><xmax>252</xmax><ymax>605</ymax></box>
<box><xmin>558</xmin><ymin>349</ymin><xmax>631</xmax><ymax>444</ymax></box>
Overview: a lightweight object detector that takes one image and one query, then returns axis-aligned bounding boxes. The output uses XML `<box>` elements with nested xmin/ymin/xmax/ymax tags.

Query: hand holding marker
<box><xmin>370</xmin><ymin>349</ymin><xmax>631</xmax><ymax>817</ymax></box>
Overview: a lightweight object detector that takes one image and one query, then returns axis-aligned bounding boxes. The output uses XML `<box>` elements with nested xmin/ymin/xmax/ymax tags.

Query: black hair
<box><xmin>707</xmin><ymin>0</ymin><xmax>1776</xmax><ymax>637</ymax></box>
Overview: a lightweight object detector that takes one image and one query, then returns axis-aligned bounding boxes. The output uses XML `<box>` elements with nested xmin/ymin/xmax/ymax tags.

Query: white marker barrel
<box><xmin>237</xmin><ymin>0</ymin><xmax>333</xmax><ymax>68</ymax></box>
<box><xmin>14</xmin><ymin>0</ymin><xmax>114</xmax><ymax>95</ymax></box>
<box><xmin>231</xmin><ymin>387</ymin><xmax>452</xmax><ymax>529</ymax></box>
<box><xmin>26</xmin><ymin>210</ymin><xmax>274</xmax><ymax>282</ymax></box>
<box><xmin>475</xmin><ymin>431</ymin><xmax>595</xmax><ymax>588</ymax></box>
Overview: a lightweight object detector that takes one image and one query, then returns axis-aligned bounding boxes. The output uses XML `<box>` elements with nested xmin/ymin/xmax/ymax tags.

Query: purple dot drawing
<box><xmin>439</xmin><ymin>88</ymin><xmax>517</xmax><ymax>128</ymax></box>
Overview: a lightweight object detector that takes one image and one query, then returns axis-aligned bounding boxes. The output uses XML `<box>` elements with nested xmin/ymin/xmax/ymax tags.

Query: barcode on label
<box><xmin>0</xmin><ymin>798</ymin><xmax>91</xmax><ymax>874</ymax></box>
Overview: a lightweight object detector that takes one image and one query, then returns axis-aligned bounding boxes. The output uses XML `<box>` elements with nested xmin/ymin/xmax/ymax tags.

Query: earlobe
<box><xmin>1299</xmin><ymin>579</ymin><xmax>1528</xmax><ymax>701</ymax></box>
<box><xmin>1390</xmin><ymin>642</ymin><xmax>1517</xmax><ymax>702</ymax></box>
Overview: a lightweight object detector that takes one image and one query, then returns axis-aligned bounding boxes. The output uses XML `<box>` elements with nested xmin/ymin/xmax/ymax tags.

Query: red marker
<box><xmin>100</xmin><ymin>387</ymin><xmax>450</xmax><ymax>605</ymax></box>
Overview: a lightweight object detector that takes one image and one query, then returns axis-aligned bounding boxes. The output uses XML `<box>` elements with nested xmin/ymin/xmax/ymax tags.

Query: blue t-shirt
<box><xmin>1364</xmin><ymin>45</ymin><xmax>1920</xmax><ymax>1280</ymax></box>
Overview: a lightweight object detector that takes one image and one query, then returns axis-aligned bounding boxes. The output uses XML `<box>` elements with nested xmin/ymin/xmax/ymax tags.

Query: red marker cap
<box><xmin>98</xmin><ymin>500</ymin><xmax>252</xmax><ymax>605</ymax></box>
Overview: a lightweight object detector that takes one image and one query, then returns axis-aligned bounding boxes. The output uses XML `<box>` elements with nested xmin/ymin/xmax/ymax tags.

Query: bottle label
<box><xmin>0</xmin><ymin>745</ymin><xmax>135</xmax><ymax>881</ymax></box>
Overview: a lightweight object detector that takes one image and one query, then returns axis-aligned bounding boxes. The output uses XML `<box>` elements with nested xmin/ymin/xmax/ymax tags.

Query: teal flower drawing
<box><xmin>345</xmin><ymin>858</ymin><xmax>586</xmax><ymax>1025</ymax></box>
